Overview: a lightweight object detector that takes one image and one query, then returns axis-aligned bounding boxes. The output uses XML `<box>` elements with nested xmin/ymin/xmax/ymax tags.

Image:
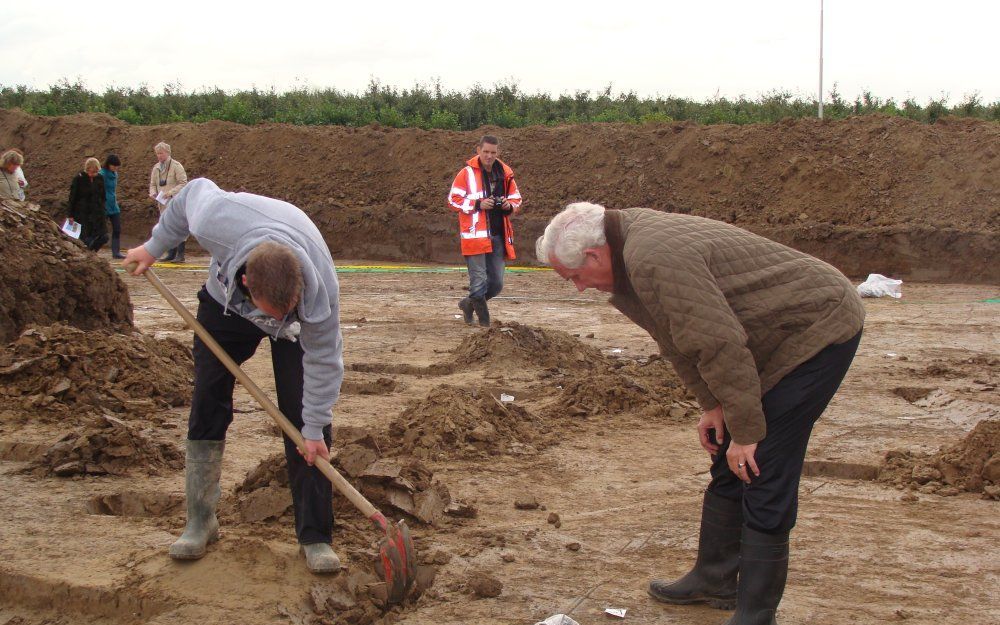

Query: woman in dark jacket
<box><xmin>68</xmin><ymin>157</ymin><xmax>108</xmax><ymax>252</ymax></box>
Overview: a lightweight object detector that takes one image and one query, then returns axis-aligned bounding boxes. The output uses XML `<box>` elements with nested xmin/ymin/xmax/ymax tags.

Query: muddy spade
<box><xmin>128</xmin><ymin>263</ymin><xmax>416</xmax><ymax>604</ymax></box>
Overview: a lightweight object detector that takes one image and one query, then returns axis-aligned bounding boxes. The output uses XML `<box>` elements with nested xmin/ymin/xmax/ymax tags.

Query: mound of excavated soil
<box><xmin>229</xmin><ymin>431</ymin><xmax>451</xmax><ymax>526</ymax></box>
<box><xmin>3</xmin><ymin>109</ymin><xmax>998</xmax><ymax>281</ymax></box>
<box><xmin>451</xmin><ymin>322</ymin><xmax>608</xmax><ymax>372</ymax></box>
<box><xmin>0</xmin><ymin>323</ymin><xmax>192</xmax><ymax>421</ymax></box>
<box><xmin>880</xmin><ymin>419</ymin><xmax>1000</xmax><ymax>499</ymax></box>
<box><xmin>0</xmin><ymin>198</ymin><xmax>132</xmax><ymax>343</ymax></box>
<box><xmin>548</xmin><ymin>367</ymin><xmax>691</xmax><ymax>418</ymax></box>
<box><xmin>389</xmin><ymin>385</ymin><xmax>552</xmax><ymax>459</ymax></box>
<box><xmin>27</xmin><ymin>414</ymin><xmax>182</xmax><ymax>477</ymax></box>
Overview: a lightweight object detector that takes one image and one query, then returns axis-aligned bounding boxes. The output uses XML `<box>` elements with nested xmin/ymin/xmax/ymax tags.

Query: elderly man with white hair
<box><xmin>536</xmin><ymin>203</ymin><xmax>865</xmax><ymax>625</ymax></box>
<box><xmin>148</xmin><ymin>141</ymin><xmax>188</xmax><ymax>262</ymax></box>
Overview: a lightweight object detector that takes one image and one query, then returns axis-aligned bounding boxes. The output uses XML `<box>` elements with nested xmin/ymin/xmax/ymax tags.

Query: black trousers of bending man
<box><xmin>707</xmin><ymin>330</ymin><xmax>863</xmax><ymax>532</ymax></box>
<box><xmin>188</xmin><ymin>287</ymin><xmax>333</xmax><ymax>544</ymax></box>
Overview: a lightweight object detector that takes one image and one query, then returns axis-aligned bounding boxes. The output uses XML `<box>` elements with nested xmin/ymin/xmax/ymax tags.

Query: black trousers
<box><xmin>188</xmin><ymin>287</ymin><xmax>333</xmax><ymax>544</ymax></box>
<box><xmin>108</xmin><ymin>213</ymin><xmax>121</xmax><ymax>239</ymax></box>
<box><xmin>707</xmin><ymin>330</ymin><xmax>862</xmax><ymax>534</ymax></box>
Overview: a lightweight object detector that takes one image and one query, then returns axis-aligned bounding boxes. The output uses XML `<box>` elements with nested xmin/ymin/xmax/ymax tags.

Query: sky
<box><xmin>2</xmin><ymin>0</ymin><xmax>997</xmax><ymax>105</ymax></box>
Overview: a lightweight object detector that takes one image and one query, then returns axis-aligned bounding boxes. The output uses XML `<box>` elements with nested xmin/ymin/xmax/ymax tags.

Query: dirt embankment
<box><xmin>0</xmin><ymin>197</ymin><xmax>132</xmax><ymax>342</ymax></box>
<box><xmin>2</xmin><ymin>109</ymin><xmax>997</xmax><ymax>282</ymax></box>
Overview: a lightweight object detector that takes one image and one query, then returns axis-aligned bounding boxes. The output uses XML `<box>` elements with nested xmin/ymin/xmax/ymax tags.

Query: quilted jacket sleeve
<box><xmin>638</xmin><ymin>251</ymin><xmax>767</xmax><ymax>444</ymax></box>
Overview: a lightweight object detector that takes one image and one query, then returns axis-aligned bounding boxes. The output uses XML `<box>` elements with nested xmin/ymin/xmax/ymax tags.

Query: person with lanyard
<box><xmin>101</xmin><ymin>154</ymin><xmax>125</xmax><ymax>259</ymax></box>
<box><xmin>147</xmin><ymin>141</ymin><xmax>188</xmax><ymax>262</ymax></box>
<box><xmin>446</xmin><ymin>135</ymin><xmax>523</xmax><ymax>326</ymax></box>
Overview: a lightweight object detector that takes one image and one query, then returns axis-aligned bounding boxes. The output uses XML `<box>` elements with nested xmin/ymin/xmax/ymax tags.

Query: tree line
<box><xmin>2</xmin><ymin>79</ymin><xmax>997</xmax><ymax>129</ymax></box>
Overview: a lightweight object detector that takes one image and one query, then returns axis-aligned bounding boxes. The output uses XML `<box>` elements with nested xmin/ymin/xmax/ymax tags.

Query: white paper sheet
<box><xmin>61</xmin><ymin>219</ymin><xmax>82</xmax><ymax>239</ymax></box>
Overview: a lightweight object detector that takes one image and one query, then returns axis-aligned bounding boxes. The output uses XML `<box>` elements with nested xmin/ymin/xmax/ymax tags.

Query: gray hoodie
<box><xmin>144</xmin><ymin>178</ymin><xmax>343</xmax><ymax>441</ymax></box>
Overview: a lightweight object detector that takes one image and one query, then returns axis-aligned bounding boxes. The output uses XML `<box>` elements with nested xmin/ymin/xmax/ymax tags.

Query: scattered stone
<box><xmin>337</xmin><ymin>444</ymin><xmax>378</xmax><ymax>478</ymax></box>
<box><xmin>310</xmin><ymin>580</ymin><xmax>356</xmax><ymax>613</ymax></box>
<box><xmin>892</xmin><ymin>386</ymin><xmax>934</xmax><ymax>403</ymax></box>
<box><xmin>423</xmin><ymin>549</ymin><xmax>453</xmax><ymax>566</ymax></box>
<box><xmin>467</xmin><ymin>571</ymin><xmax>503</xmax><ymax>598</ymax></box>
<box><xmin>547</xmin><ymin>512</ymin><xmax>560</xmax><ymax>525</ymax></box>
<box><xmin>900</xmin><ymin>493</ymin><xmax>919</xmax><ymax>503</ymax></box>
<box><xmin>566</xmin><ymin>542</ymin><xmax>581</xmax><ymax>552</ymax></box>
<box><xmin>445</xmin><ymin>501</ymin><xmax>478</xmax><ymax>518</ymax></box>
<box><xmin>515</xmin><ymin>495</ymin><xmax>540</xmax><ymax>510</ymax></box>
<box><xmin>239</xmin><ymin>485</ymin><xmax>292</xmax><ymax>522</ymax></box>
<box><xmin>501</xmin><ymin>553</ymin><xmax>515</xmax><ymax>563</ymax></box>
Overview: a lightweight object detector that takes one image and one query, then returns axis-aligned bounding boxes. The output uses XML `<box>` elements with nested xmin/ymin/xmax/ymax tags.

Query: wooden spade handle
<box><xmin>128</xmin><ymin>263</ymin><xmax>379</xmax><ymax>519</ymax></box>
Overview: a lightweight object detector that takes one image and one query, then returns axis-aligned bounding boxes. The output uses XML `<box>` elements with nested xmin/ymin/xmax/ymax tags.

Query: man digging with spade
<box><xmin>123</xmin><ymin>178</ymin><xmax>344</xmax><ymax>574</ymax></box>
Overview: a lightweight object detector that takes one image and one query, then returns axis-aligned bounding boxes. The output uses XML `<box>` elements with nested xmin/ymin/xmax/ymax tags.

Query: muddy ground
<box><xmin>1</xmin><ymin>254</ymin><xmax>997</xmax><ymax>625</ymax></box>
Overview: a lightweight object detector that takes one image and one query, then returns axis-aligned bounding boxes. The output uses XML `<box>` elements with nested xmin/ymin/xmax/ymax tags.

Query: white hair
<box><xmin>535</xmin><ymin>202</ymin><xmax>607</xmax><ymax>268</ymax></box>
<box><xmin>154</xmin><ymin>141</ymin><xmax>171</xmax><ymax>155</ymax></box>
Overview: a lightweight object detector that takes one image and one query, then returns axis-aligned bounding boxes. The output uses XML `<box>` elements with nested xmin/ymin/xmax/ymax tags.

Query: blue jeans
<box><xmin>465</xmin><ymin>234</ymin><xmax>506</xmax><ymax>300</ymax></box>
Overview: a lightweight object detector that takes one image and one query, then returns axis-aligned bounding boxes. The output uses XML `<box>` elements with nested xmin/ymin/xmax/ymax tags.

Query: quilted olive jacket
<box><xmin>605</xmin><ymin>208</ymin><xmax>865</xmax><ymax>444</ymax></box>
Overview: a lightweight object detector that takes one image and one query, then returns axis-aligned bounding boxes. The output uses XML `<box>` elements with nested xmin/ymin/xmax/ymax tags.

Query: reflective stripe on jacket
<box><xmin>447</xmin><ymin>156</ymin><xmax>521</xmax><ymax>258</ymax></box>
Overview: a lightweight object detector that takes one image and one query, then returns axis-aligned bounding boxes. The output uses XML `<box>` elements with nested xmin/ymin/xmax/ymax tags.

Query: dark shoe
<box><xmin>111</xmin><ymin>253</ymin><xmax>126</xmax><ymax>260</ymax></box>
<box><xmin>722</xmin><ymin>527</ymin><xmax>789</xmax><ymax>625</ymax></box>
<box><xmin>471</xmin><ymin>297</ymin><xmax>490</xmax><ymax>327</ymax></box>
<box><xmin>89</xmin><ymin>233</ymin><xmax>109</xmax><ymax>253</ymax></box>
<box><xmin>111</xmin><ymin>236</ymin><xmax>124</xmax><ymax>259</ymax></box>
<box><xmin>648</xmin><ymin>491</ymin><xmax>742</xmax><ymax>609</ymax></box>
<box><xmin>169</xmin><ymin>440</ymin><xmax>225</xmax><ymax>560</ymax></box>
<box><xmin>458</xmin><ymin>298</ymin><xmax>474</xmax><ymax>325</ymax></box>
<box><xmin>174</xmin><ymin>241</ymin><xmax>186</xmax><ymax>263</ymax></box>
<box><xmin>160</xmin><ymin>247</ymin><xmax>177</xmax><ymax>262</ymax></box>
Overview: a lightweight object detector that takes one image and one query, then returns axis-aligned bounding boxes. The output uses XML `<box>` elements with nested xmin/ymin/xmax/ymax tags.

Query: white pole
<box><xmin>819</xmin><ymin>0</ymin><xmax>825</xmax><ymax>119</ymax></box>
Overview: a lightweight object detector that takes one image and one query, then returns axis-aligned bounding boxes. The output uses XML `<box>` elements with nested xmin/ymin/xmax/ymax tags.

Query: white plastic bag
<box><xmin>857</xmin><ymin>274</ymin><xmax>902</xmax><ymax>299</ymax></box>
<box><xmin>534</xmin><ymin>615</ymin><xmax>580</xmax><ymax>625</ymax></box>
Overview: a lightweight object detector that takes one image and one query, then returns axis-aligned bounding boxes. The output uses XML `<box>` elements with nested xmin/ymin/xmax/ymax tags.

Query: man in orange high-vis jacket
<box><xmin>447</xmin><ymin>135</ymin><xmax>522</xmax><ymax>327</ymax></box>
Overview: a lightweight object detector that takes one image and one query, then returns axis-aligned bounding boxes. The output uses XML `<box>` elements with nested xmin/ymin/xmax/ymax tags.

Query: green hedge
<box><xmin>2</xmin><ymin>80</ymin><xmax>996</xmax><ymax>129</ymax></box>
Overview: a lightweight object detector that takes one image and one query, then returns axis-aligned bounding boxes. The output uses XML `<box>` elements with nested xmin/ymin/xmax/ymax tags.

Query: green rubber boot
<box><xmin>169</xmin><ymin>440</ymin><xmax>224</xmax><ymax>560</ymax></box>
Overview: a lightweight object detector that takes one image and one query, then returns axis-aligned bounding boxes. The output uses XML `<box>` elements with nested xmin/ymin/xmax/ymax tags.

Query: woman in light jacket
<box><xmin>148</xmin><ymin>141</ymin><xmax>188</xmax><ymax>262</ymax></box>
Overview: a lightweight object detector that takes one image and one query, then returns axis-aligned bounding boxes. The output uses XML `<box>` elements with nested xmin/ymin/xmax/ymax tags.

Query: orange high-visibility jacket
<box><xmin>447</xmin><ymin>156</ymin><xmax>522</xmax><ymax>258</ymax></box>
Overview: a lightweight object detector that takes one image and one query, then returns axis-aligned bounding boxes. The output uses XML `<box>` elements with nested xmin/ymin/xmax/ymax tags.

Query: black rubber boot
<box><xmin>111</xmin><ymin>235</ymin><xmax>124</xmax><ymax>259</ymax></box>
<box><xmin>722</xmin><ymin>527</ymin><xmax>790</xmax><ymax>625</ymax></box>
<box><xmin>649</xmin><ymin>491</ymin><xmax>742</xmax><ymax>609</ymax></box>
<box><xmin>458</xmin><ymin>298</ymin><xmax>474</xmax><ymax>325</ymax></box>
<box><xmin>174</xmin><ymin>240</ymin><xmax>186</xmax><ymax>263</ymax></box>
<box><xmin>161</xmin><ymin>247</ymin><xmax>177</xmax><ymax>262</ymax></box>
<box><xmin>169</xmin><ymin>440</ymin><xmax>225</xmax><ymax>560</ymax></box>
<box><xmin>471</xmin><ymin>297</ymin><xmax>490</xmax><ymax>327</ymax></box>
